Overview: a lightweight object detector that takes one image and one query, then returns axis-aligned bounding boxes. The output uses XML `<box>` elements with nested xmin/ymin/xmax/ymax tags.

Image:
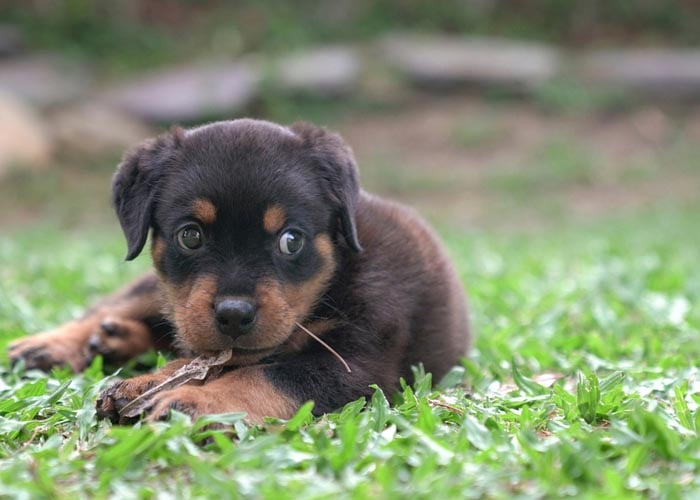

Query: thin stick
<box><xmin>295</xmin><ymin>322</ymin><xmax>352</xmax><ymax>373</ymax></box>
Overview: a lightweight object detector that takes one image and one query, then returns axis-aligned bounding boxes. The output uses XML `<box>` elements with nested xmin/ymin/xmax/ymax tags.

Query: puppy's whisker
<box><xmin>295</xmin><ymin>322</ymin><xmax>351</xmax><ymax>373</ymax></box>
<box><xmin>318</xmin><ymin>297</ymin><xmax>370</xmax><ymax>335</ymax></box>
<box><xmin>318</xmin><ymin>296</ymin><xmax>341</xmax><ymax>312</ymax></box>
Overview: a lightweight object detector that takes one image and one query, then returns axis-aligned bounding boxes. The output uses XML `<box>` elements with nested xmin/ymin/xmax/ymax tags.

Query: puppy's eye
<box><xmin>278</xmin><ymin>230</ymin><xmax>304</xmax><ymax>255</ymax></box>
<box><xmin>176</xmin><ymin>224</ymin><xmax>204</xmax><ymax>250</ymax></box>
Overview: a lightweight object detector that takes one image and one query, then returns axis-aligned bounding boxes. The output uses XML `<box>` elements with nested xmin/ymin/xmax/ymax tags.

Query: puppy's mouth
<box><xmin>184</xmin><ymin>324</ymin><xmax>297</xmax><ymax>364</ymax></box>
<box><xmin>228</xmin><ymin>331</ymin><xmax>293</xmax><ymax>351</ymax></box>
<box><xmin>193</xmin><ymin>343</ymin><xmax>284</xmax><ymax>367</ymax></box>
<box><xmin>229</xmin><ymin>345</ymin><xmax>272</xmax><ymax>353</ymax></box>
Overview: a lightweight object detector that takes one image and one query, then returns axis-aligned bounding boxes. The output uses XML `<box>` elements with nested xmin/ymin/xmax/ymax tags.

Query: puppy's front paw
<box><xmin>87</xmin><ymin>317</ymin><xmax>154</xmax><ymax>364</ymax></box>
<box><xmin>96</xmin><ymin>373</ymin><xmax>167</xmax><ymax>424</ymax></box>
<box><xmin>95</xmin><ymin>359</ymin><xmax>190</xmax><ymax>423</ymax></box>
<box><xmin>143</xmin><ymin>385</ymin><xmax>210</xmax><ymax>422</ymax></box>
<box><xmin>8</xmin><ymin>321</ymin><xmax>96</xmax><ymax>372</ymax></box>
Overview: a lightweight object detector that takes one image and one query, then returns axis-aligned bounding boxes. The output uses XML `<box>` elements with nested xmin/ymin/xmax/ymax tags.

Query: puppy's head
<box><xmin>112</xmin><ymin>119</ymin><xmax>361</xmax><ymax>363</ymax></box>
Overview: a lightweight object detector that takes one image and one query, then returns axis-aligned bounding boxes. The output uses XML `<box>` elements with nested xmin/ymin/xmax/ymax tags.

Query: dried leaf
<box><xmin>120</xmin><ymin>350</ymin><xmax>233</xmax><ymax>419</ymax></box>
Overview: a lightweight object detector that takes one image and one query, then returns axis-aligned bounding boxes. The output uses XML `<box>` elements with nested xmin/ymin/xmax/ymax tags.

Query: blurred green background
<box><xmin>1</xmin><ymin>0</ymin><xmax>699</xmax><ymax>233</ymax></box>
<box><xmin>4</xmin><ymin>1</ymin><xmax>700</xmax><ymax>72</ymax></box>
<box><xmin>1</xmin><ymin>5</ymin><xmax>700</xmax><ymax>496</ymax></box>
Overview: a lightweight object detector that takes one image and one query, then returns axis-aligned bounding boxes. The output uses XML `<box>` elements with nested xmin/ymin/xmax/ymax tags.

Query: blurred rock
<box><xmin>276</xmin><ymin>46</ymin><xmax>360</xmax><ymax>96</ymax></box>
<box><xmin>630</xmin><ymin>108</ymin><xmax>672</xmax><ymax>145</ymax></box>
<box><xmin>0</xmin><ymin>91</ymin><xmax>52</xmax><ymax>177</ymax></box>
<box><xmin>0</xmin><ymin>25</ymin><xmax>24</xmax><ymax>57</ymax></box>
<box><xmin>380</xmin><ymin>34</ymin><xmax>559</xmax><ymax>92</ymax></box>
<box><xmin>103</xmin><ymin>62</ymin><xmax>259</xmax><ymax>123</ymax></box>
<box><xmin>0</xmin><ymin>55</ymin><xmax>92</xmax><ymax>107</ymax></box>
<box><xmin>581</xmin><ymin>50</ymin><xmax>700</xmax><ymax>100</ymax></box>
<box><xmin>49</xmin><ymin>103</ymin><xmax>153</xmax><ymax>158</ymax></box>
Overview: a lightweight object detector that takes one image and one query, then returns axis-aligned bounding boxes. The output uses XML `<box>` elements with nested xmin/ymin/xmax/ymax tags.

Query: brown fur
<box><xmin>283</xmin><ymin>234</ymin><xmax>336</xmax><ymax>320</ymax></box>
<box><xmin>9</xmin><ymin>274</ymin><xmax>166</xmax><ymax>371</ymax></box>
<box><xmin>8</xmin><ymin>317</ymin><xmax>102</xmax><ymax>372</ymax></box>
<box><xmin>165</xmin><ymin>275</ymin><xmax>219</xmax><ymax>352</ymax></box>
<box><xmin>262</xmin><ymin>204</ymin><xmax>286</xmax><ymax>234</ymax></box>
<box><xmin>193</xmin><ymin>198</ymin><xmax>217</xmax><ymax>225</ymax></box>
<box><xmin>87</xmin><ymin>317</ymin><xmax>154</xmax><ymax>363</ymax></box>
<box><xmin>159</xmin><ymin>233</ymin><xmax>338</xmax><ymax>365</ymax></box>
<box><xmin>144</xmin><ymin>366</ymin><xmax>296</xmax><ymax>424</ymax></box>
<box><xmin>252</xmin><ymin>280</ymin><xmax>296</xmax><ymax>350</ymax></box>
<box><xmin>96</xmin><ymin>358</ymin><xmax>191</xmax><ymax>422</ymax></box>
<box><xmin>11</xmin><ymin>119</ymin><xmax>470</xmax><ymax>426</ymax></box>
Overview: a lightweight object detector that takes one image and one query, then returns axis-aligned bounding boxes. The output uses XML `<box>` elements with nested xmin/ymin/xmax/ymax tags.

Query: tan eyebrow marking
<box><xmin>263</xmin><ymin>204</ymin><xmax>286</xmax><ymax>234</ymax></box>
<box><xmin>193</xmin><ymin>198</ymin><xmax>217</xmax><ymax>225</ymax></box>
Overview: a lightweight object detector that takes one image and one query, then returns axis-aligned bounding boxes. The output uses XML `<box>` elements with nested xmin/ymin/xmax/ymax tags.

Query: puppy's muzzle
<box><xmin>214</xmin><ymin>297</ymin><xmax>257</xmax><ymax>339</ymax></box>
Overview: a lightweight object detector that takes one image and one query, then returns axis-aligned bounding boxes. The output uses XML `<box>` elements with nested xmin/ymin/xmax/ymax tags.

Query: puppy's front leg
<box><xmin>9</xmin><ymin>272</ymin><xmax>169</xmax><ymax>371</ymax></box>
<box><xmin>143</xmin><ymin>353</ymin><xmax>379</xmax><ymax>424</ymax></box>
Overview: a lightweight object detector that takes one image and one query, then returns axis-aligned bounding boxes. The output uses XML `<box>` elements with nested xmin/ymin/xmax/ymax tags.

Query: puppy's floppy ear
<box><xmin>112</xmin><ymin>129</ymin><xmax>183</xmax><ymax>261</ymax></box>
<box><xmin>291</xmin><ymin>122</ymin><xmax>363</xmax><ymax>252</ymax></box>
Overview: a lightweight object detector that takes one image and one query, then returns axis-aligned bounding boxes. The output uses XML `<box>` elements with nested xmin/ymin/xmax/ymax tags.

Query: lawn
<box><xmin>1</xmin><ymin>203</ymin><xmax>699</xmax><ymax>498</ymax></box>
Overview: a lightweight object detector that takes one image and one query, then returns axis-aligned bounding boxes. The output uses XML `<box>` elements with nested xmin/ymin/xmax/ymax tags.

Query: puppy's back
<box><xmin>349</xmin><ymin>192</ymin><xmax>470</xmax><ymax>383</ymax></box>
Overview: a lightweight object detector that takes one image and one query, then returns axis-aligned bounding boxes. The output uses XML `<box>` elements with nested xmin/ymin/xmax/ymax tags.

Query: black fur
<box><xmin>109</xmin><ymin>118</ymin><xmax>470</xmax><ymax>416</ymax></box>
<box><xmin>112</xmin><ymin>131</ymin><xmax>183</xmax><ymax>261</ymax></box>
<box><xmin>11</xmin><ymin>118</ymin><xmax>471</xmax><ymax>421</ymax></box>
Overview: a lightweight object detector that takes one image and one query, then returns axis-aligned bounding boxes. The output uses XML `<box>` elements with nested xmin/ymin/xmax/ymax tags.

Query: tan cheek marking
<box><xmin>163</xmin><ymin>276</ymin><xmax>218</xmax><ymax>350</ymax></box>
<box><xmin>160</xmin><ymin>280</ymin><xmax>190</xmax><ymax>333</ymax></box>
<box><xmin>263</xmin><ymin>205</ymin><xmax>286</xmax><ymax>234</ymax></box>
<box><xmin>193</xmin><ymin>198</ymin><xmax>217</xmax><ymax>225</ymax></box>
<box><xmin>252</xmin><ymin>280</ymin><xmax>295</xmax><ymax>349</ymax></box>
<box><xmin>314</xmin><ymin>233</ymin><xmax>335</xmax><ymax>262</ymax></box>
<box><xmin>285</xmin><ymin>233</ymin><xmax>337</xmax><ymax>318</ymax></box>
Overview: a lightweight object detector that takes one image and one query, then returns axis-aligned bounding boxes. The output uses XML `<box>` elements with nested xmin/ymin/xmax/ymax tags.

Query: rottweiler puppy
<box><xmin>9</xmin><ymin>119</ymin><xmax>470</xmax><ymax>423</ymax></box>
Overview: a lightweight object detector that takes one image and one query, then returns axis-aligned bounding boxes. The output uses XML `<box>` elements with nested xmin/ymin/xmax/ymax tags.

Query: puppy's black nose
<box><xmin>214</xmin><ymin>298</ymin><xmax>257</xmax><ymax>339</ymax></box>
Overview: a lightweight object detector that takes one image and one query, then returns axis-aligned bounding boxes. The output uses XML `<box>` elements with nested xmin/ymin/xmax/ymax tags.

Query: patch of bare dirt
<box><xmin>337</xmin><ymin>96</ymin><xmax>700</xmax><ymax>228</ymax></box>
<box><xmin>2</xmin><ymin>96</ymin><xmax>699</xmax><ymax>230</ymax></box>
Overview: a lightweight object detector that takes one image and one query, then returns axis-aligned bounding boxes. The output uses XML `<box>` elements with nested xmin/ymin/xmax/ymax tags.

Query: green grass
<box><xmin>1</xmin><ymin>207</ymin><xmax>700</xmax><ymax>498</ymax></box>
